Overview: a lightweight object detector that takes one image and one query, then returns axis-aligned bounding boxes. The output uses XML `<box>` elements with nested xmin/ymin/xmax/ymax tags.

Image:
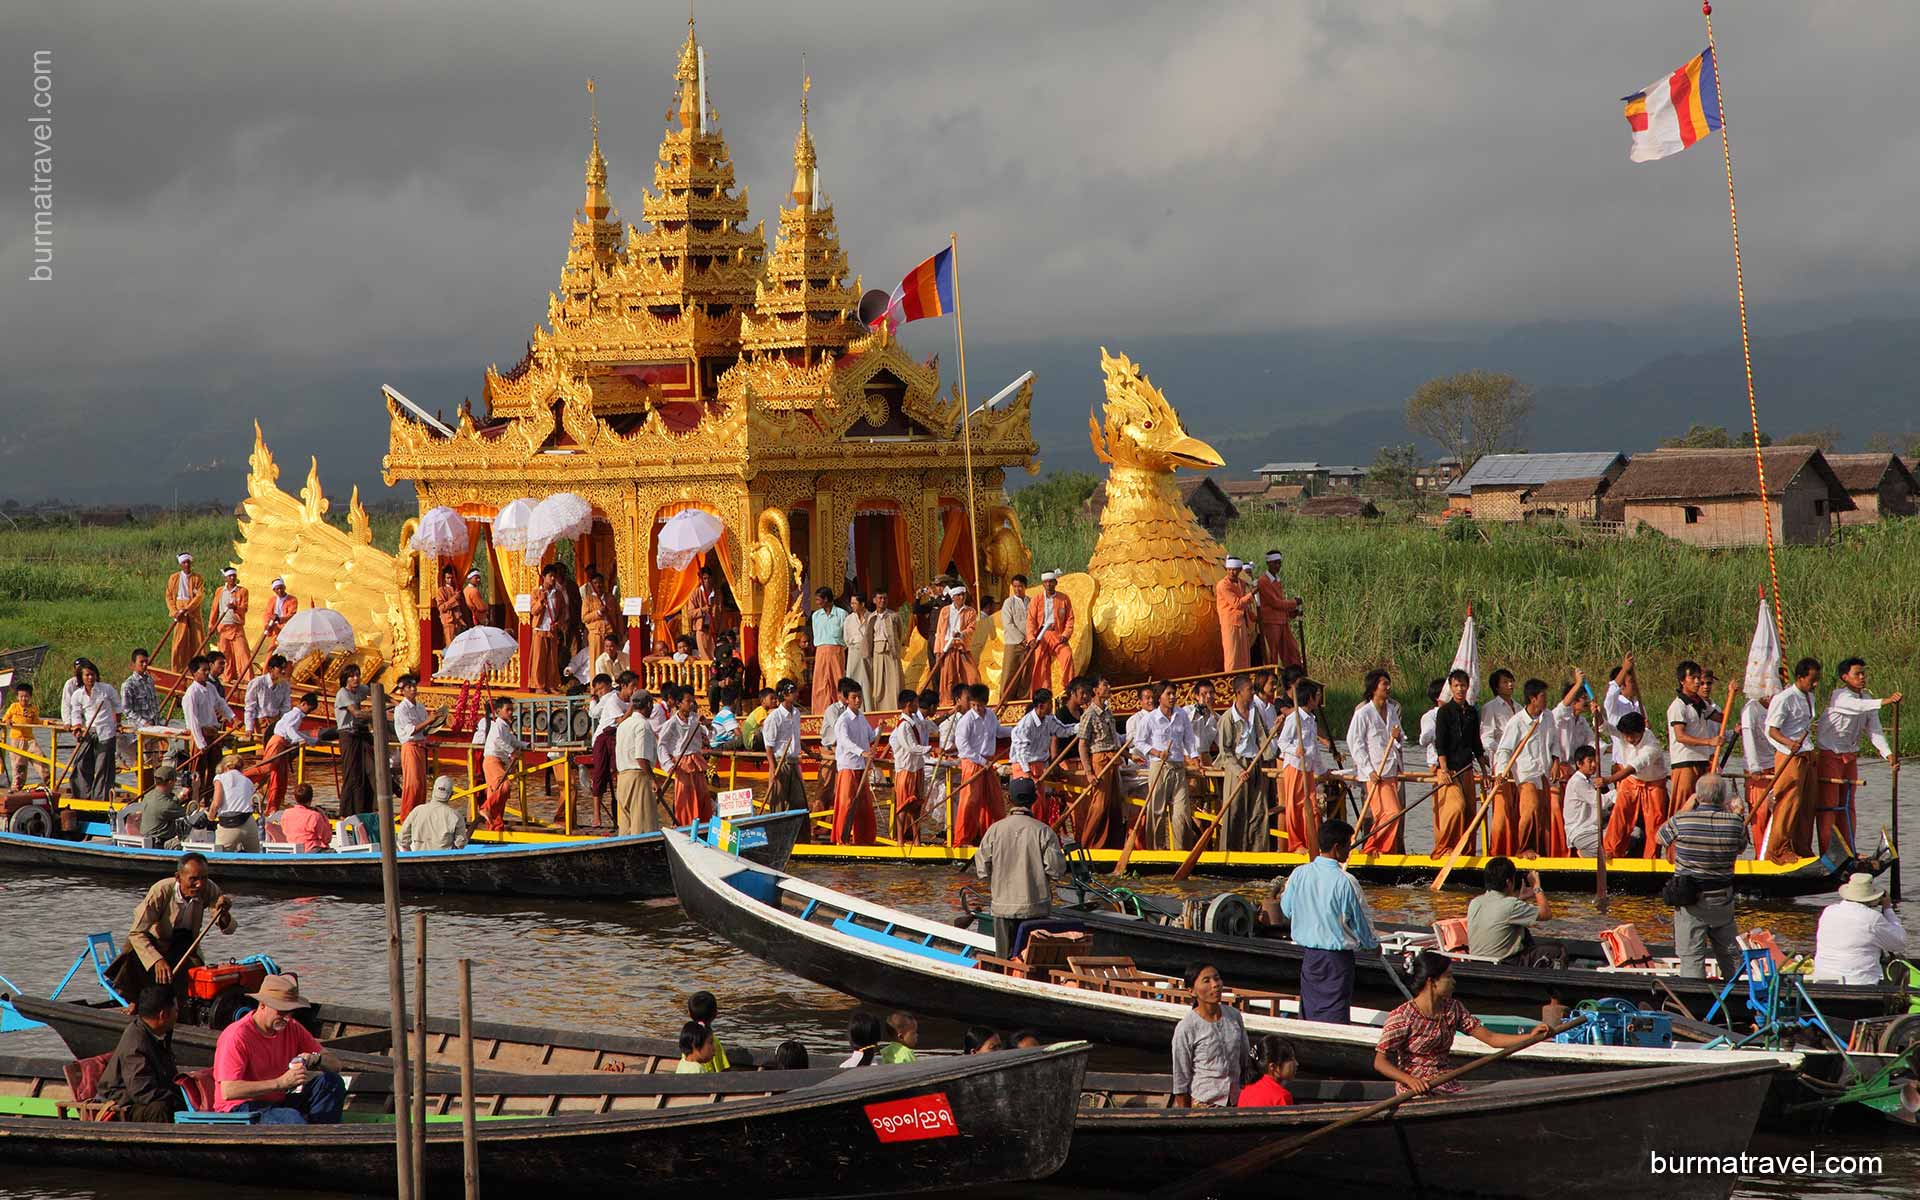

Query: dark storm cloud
<box><xmin>2</xmin><ymin>0</ymin><xmax>1917</xmax><ymax>375</ymax></box>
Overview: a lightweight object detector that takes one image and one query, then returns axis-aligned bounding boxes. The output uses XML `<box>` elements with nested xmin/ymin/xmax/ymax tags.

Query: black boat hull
<box><xmin>0</xmin><ymin>810</ymin><xmax>804</xmax><ymax>899</ymax></box>
<box><xmin>0</xmin><ymin>1045</ymin><xmax>1087</xmax><ymax>1197</ymax></box>
<box><xmin>1070</xmin><ymin>1061</ymin><xmax>1778</xmax><ymax>1200</ymax></box>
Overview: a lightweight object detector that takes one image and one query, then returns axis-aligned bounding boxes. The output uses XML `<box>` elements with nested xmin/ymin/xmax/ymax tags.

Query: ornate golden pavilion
<box><xmin>364</xmin><ymin>21</ymin><xmax>1036</xmax><ymax>685</ymax></box>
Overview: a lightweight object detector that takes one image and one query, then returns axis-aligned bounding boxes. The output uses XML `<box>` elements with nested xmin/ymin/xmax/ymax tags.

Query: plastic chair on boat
<box><xmin>49</xmin><ymin>933</ymin><xmax>128</xmax><ymax>1007</ymax></box>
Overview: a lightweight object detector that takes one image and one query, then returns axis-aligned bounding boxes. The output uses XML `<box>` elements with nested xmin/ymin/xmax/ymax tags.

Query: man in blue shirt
<box><xmin>1280</xmin><ymin>818</ymin><xmax>1376</xmax><ymax>1023</ymax></box>
<box><xmin>808</xmin><ymin>588</ymin><xmax>848</xmax><ymax>716</ymax></box>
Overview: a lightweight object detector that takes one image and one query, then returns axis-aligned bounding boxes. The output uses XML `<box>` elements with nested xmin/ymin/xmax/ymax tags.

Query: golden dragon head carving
<box><xmin>1089</xmin><ymin>347</ymin><xmax>1224</xmax><ymax>473</ymax></box>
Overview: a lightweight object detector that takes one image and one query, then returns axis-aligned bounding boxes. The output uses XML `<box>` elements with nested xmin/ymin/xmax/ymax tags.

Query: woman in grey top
<box><xmin>1171</xmin><ymin>963</ymin><xmax>1250</xmax><ymax>1107</ymax></box>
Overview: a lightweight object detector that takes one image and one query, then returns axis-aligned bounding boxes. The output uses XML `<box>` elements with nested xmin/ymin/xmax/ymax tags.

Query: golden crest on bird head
<box><xmin>1085</xmin><ymin>348</ymin><xmax>1228</xmax><ymax>680</ymax></box>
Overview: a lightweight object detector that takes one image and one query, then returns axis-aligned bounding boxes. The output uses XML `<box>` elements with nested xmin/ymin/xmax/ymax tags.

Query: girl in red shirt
<box><xmin>1236</xmin><ymin>1034</ymin><xmax>1298</xmax><ymax>1107</ymax></box>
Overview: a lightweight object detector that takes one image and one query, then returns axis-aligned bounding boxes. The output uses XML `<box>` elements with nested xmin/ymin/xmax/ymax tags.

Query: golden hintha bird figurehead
<box><xmin>1089</xmin><ymin>347</ymin><xmax>1224</xmax><ymax>472</ymax></box>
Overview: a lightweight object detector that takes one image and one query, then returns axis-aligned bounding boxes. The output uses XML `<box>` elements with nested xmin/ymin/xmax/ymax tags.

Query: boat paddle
<box><xmin>1148</xmin><ymin>1015</ymin><xmax>1587</xmax><ymax>1200</ymax></box>
<box><xmin>1430</xmin><ymin>714</ymin><xmax>1543</xmax><ymax>892</ymax></box>
<box><xmin>1351</xmin><ymin>773</ymin><xmax>1437</xmax><ymax>849</ymax></box>
<box><xmin>1048</xmin><ymin>740</ymin><xmax>1129</xmax><ymax>842</ymax></box>
<box><xmin>1892</xmin><ymin>699</ymin><xmax>1902</xmax><ymax>903</ymax></box>
<box><xmin>166</xmin><ymin>895</ymin><xmax>234</xmax><ymax>981</ymax></box>
<box><xmin>1707</xmin><ymin>679</ymin><xmax>1739</xmax><ymax>773</ymax></box>
<box><xmin>1170</xmin><ymin>706</ymin><xmax>1290</xmax><ymax>882</ymax></box>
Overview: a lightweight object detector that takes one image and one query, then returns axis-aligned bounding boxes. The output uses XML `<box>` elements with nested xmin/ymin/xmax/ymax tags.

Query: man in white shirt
<box><xmin>1602</xmin><ymin>654</ymin><xmax>1644</xmax><ymax>769</ymax></box>
<box><xmin>999</xmin><ymin>574</ymin><xmax>1030</xmax><ymax>679</ymax></box>
<box><xmin>1135</xmin><ymin>683</ymin><xmax>1194</xmax><ymax>850</ymax></box>
<box><xmin>1548</xmin><ymin>670</ymin><xmax>1601</xmax><ymax>855</ymax></box>
<box><xmin>480</xmin><ymin>697</ymin><xmax>524</xmax><ymax>833</ymax></box>
<box><xmin>390</xmin><ymin>673</ymin><xmax>444</xmax><ymax>821</ymax></box>
<box><xmin>952</xmin><ymin>684</ymin><xmax>1003</xmax><ymax>845</ymax></box>
<box><xmin>1600</xmin><ymin>711</ymin><xmax>1669</xmax><ymax>860</ymax></box>
<box><xmin>181</xmin><ymin>654</ymin><xmax>236</xmax><ymax>806</ymax></box>
<box><xmin>814</xmin><ymin>679</ymin><xmax>851</xmax><ymax>823</ymax></box>
<box><xmin>67</xmin><ymin>660</ymin><xmax>123</xmax><ymax>801</ymax></box>
<box><xmin>1560</xmin><ymin>745</ymin><xmax>1611</xmax><ymax>859</ymax></box>
<box><xmin>889</xmin><ymin>690</ymin><xmax>933</xmax><ymax>845</ymax></box>
<box><xmin>1762</xmin><ymin>657</ymin><xmax>1822</xmax><ymax>864</ymax></box>
<box><xmin>243</xmin><ymin>655</ymin><xmax>292</xmax><ymax>740</ymax></box>
<box><xmin>585</xmin><ymin>672</ymin><xmax>634</xmax><ymax>826</ymax></box>
<box><xmin>1184</xmin><ymin>681</ymin><xmax>1219</xmax><ymax>762</ymax></box>
<box><xmin>1346</xmin><ymin>670</ymin><xmax>1404</xmax><ymax>855</ymax></box>
<box><xmin>1008</xmin><ymin>689</ymin><xmax>1078</xmax><ymax>825</ymax></box>
<box><xmin>1666</xmin><ymin>660</ymin><xmax>1723</xmax><ymax>813</ymax></box>
<box><xmin>261</xmin><ymin>692</ymin><xmax>320</xmax><ymax>814</ymax></box>
<box><xmin>1480</xmin><ymin>668</ymin><xmax>1520</xmax><ymax>754</ymax></box>
<box><xmin>1418</xmin><ymin>678</ymin><xmax>1444</xmax><ymax>773</ymax></box>
<box><xmin>1215</xmin><ymin>676</ymin><xmax>1274</xmax><ymax>852</ymax></box>
<box><xmin>1739</xmin><ymin>691</ymin><xmax>1775</xmax><ymax>852</ymax></box>
<box><xmin>1811</xmin><ymin>872</ymin><xmax>1907</xmax><ymax>985</ymax></box>
<box><xmin>830</xmin><ymin>684</ymin><xmax>878</xmax><ymax>845</ymax></box>
<box><xmin>1815</xmin><ymin>656</ymin><xmax>1900</xmax><ymax>852</ymax></box>
<box><xmin>1277</xmin><ymin>681</ymin><xmax>1326</xmax><ymax>857</ymax></box>
<box><xmin>760</xmin><ymin>683</ymin><xmax>806</xmax><ymax>816</ymax></box>
<box><xmin>1493</xmin><ymin>680</ymin><xmax>1561</xmax><ymax>859</ymax></box>
<box><xmin>659</xmin><ymin>690</ymin><xmax>713</xmax><ymax>826</ymax></box>
<box><xmin>613</xmin><ymin>689</ymin><xmax>662</xmax><ymax>836</ymax></box>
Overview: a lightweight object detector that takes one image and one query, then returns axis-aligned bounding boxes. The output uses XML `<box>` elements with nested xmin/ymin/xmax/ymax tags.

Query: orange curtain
<box><xmin>889</xmin><ymin>513</ymin><xmax>912</xmax><ymax>604</ymax></box>
<box><xmin>936</xmin><ymin>502</ymin><xmax>977</xmax><ymax>590</ymax></box>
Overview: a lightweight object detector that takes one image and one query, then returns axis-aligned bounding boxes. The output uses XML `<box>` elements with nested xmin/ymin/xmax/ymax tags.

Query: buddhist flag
<box><xmin>1449</xmin><ymin>606</ymin><xmax>1481</xmax><ymax>703</ymax></box>
<box><xmin>1622</xmin><ymin>48</ymin><xmax>1722</xmax><ymax>162</ymax></box>
<box><xmin>873</xmin><ymin>246</ymin><xmax>956</xmax><ymax>331</ymax></box>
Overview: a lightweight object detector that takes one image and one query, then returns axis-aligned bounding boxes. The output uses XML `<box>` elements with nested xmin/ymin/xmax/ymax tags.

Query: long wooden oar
<box><xmin>1048</xmin><ymin>742</ymin><xmax>1128</xmax><ymax>842</ymax></box>
<box><xmin>1707</xmin><ymin>679</ymin><xmax>1739</xmax><ymax>773</ymax></box>
<box><xmin>1171</xmin><ymin>709</ymin><xmax>1290</xmax><ymax>882</ymax></box>
<box><xmin>1584</xmin><ymin>680</ymin><xmax>1608</xmax><ymax>914</ymax></box>
<box><xmin>167</xmin><ymin>898</ymin><xmax>233</xmax><ymax>977</ymax></box>
<box><xmin>1149</xmin><ymin>1016</ymin><xmax>1584</xmax><ymax>1200</ymax></box>
<box><xmin>1430</xmin><ymin>715</ymin><xmax>1542</xmax><ymax>891</ymax></box>
<box><xmin>1353</xmin><ymin>774</ymin><xmax>1439</xmax><ymax>847</ymax></box>
<box><xmin>1110</xmin><ymin>737</ymin><xmax>1159</xmax><ymax>876</ymax></box>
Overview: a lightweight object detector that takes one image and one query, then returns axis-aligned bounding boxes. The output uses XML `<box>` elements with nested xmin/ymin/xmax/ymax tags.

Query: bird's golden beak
<box><xmin>1166</xmin><ymin>434</ymin><xmax>1224</xmax><ymax>470</ymax></box>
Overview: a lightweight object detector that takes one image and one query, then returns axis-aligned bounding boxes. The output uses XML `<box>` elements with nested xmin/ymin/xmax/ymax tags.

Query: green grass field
<box><xmin>3</xmin><ymin>510</ymin><xmax>1913</xmax><ymax>748</ymax></box>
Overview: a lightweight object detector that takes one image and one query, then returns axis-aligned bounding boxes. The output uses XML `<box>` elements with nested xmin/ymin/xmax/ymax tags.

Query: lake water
<box><xmin>1</xmin><ymin>762</ymin><xmax>1912</xmax><ymax>1198</ymax></box>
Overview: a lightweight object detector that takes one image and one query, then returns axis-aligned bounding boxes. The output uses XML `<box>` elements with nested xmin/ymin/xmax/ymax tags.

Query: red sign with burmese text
<box><xmin>864</xmin><ymin>1092</ymin><xmax>959</xmax><ymax>1143</ymax></box>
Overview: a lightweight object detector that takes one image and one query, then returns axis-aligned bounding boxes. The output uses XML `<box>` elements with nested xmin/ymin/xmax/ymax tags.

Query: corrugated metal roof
<box><xmin>1258</xmin><ymin>462</ymin><xmax>1324</xmax><ymax>473</ymax></box>
<box><xmin>1447</xmin><ymin>452</ymin><xmax>1625</xmax><ymax>496</ymax></box>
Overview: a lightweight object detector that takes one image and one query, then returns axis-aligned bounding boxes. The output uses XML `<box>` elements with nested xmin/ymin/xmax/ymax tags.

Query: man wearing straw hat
<box><xmin>163</xmin><ymin>553</ymin><xmax>206</xmax><ymax>673</ymax></box>
<box><xmin>259</xmin><ymin>577</ymin><xmax>298</xmax><ymax>661</ymax></box>
<box><xmin>1025</xmin><ymin>570</ymin><xmax>1075</xmax><ymax>699</ymax></box>
<box><xmin>1254</xmin><ymin>550</ymin><xmax>1303</xmax><ymax>669</ymax></box>
<box><xmin>1811</xmin><ymin>872</ymin><xmax>1907</xmax><ymax>985</ymax></box>
<box><xmin>1214</xmin><ymin>558</ymin><xmax>1255</xmax><ymax>672</ymax></box>
<box><xmin>212</xmin><ymin>974</ymin><xmax>345</xmax><ymax>1123</ymax></box>
<box><xmin>211</xmin><ymin>567</ymin><xmax>250</xmax><ymax>685</ymax></box>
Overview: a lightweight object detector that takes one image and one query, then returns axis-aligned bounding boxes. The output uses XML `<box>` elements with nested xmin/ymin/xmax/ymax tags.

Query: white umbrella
<box><xmin>409</xmin><ymin>506</ymin><xmax>469</xmax><ymax>557</ymax></box>
<box><xmin>439</xmin><ymin>624</ymin><xmax>521</xmax><ymax>681</ymax></box>
<box><xmin>1743</xmin><ymin>593</ymin><xmax>1782</xmax><ymax>703</ymax></box>
<box><xmin>525</xmin><ymin>493</ymin><xmax>594</xmax><ymax>559</ymax></box>
<box><xmin>1449</xmin><ymin>605</ymin><xmax>1481</xmax><ymax>702</ymax></box>
<box><xmin>492</xmin><ymin>498</ymin><xmax>538</xmax><ymax>552</ymax></box>
<box><xmin>655</xmin><ymin>508</ymin><xmax>725</xmax><ymax>571</ymax></box>
<box><xmin>277</xmin><ymin>608</ymin><xmax>356</xmax><ymax>660</ymax></box>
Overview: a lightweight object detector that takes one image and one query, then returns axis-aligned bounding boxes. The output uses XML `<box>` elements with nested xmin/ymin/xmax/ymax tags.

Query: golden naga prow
<box><xmin>1084</xmin><ymin>347</ymin><xmax>1227</xmax><ymax>680</ymax></box>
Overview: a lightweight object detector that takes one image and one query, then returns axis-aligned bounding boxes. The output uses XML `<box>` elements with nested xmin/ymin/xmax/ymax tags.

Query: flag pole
<box><xmin>949</xmin><ymin>232</ymin><xmax>983</xmax><ymax>593</ymax></box>
<box><xmin>1701</xmin><ymin>2</ymin><xmax>1786</xmax><ymax>650</ymax></box>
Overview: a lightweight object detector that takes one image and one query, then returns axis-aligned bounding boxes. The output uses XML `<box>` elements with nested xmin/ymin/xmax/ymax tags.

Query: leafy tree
<box><xmin>1404</xmin><ymin>370</ymin><xmax>1531</xmax><ymax>472</ymax></box>
<box><xmin>1865</xmin><ymin>431</ymin><xmax>1920</xmax><ymax>460</ymax></box>
<box><xmin>1660</xmin><ymin>422</ymin><xmax>1771</xmax><ymax>449</ymax></box>
<box><xmin>1366</xmin><ymin>443</ymin><xmax>1421</xmax><ymax>502</ymax></box>
<box><xmin>1780</xmin><ymin>426</ymin><xmax>1841</xmax><ymax>451</ymax></box>
<box><xmin>1012</xmin><ymin>470</ymin><xmax>1100</xmax><ymax>529</ymax></box>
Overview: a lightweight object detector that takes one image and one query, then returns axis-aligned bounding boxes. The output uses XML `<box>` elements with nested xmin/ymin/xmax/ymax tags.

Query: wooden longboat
<box><xmin>0</xmin><ymin>1044</ymin><xmax>1088</xmax><ymax>1197</ymax></box>
<box><xmin>662</xmin><ymin>831</ymin><xmax>1920</xmax><ymax>1128</ymax></box>
<box><xmin>0</xmin><ymin>1051</ymin><xmax>1777</xmax><ymax>1200</ymax></box>
<box><xmin>0</xmin><ymin>809</ymin><xmax>804</xmax><ymax>900</ymax></box>
<box><xmin>1060</xmin><ymin>906</ymin><xmax>1909</xmax><ymax>1024</ymax></box>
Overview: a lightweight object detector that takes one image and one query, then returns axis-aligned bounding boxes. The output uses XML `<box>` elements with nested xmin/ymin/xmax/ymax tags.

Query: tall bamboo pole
<box><xmin>371</xmin><ymin>683</ymin><xmax>415</xmax><ymax>1199</ymax></box>
<box><xmin>459</xmin><ymin>957</ymin><xmax>480</xmax><ymax>1199</ymax></box>
<box><xmin>412</xmin><ymin>910</ymin><xmax>428</xmax><ymax>1199</ymax></box>
<box><xmin>948</xmin><ymin>234</ymin><xmax>982</xmax><ymax>593</ymax></box>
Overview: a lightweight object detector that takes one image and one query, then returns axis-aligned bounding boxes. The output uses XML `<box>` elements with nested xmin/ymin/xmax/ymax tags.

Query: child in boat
<box><xmin>676</xmin><ymin>1021</ymin><xmax>719</xmax><ymax>1074</ymax></box>
<box><xmin>840</xmin><ymin>1011</ymin><xmax>886</xmax><ymax>1068</ymax></box>
<box><xmin>686</xmin><ymin>991</ymin><xmax>731</xmax><ymax>1070</ymax></box>
<box><xmin>4</xmin><ymin>682</ymin><xmax>39</xmax><ymax>788</ymax></box>
<box><xmin>879</xmin><ymin>1012</ymin><xmax>918</xmax><ymax>1064</ymax></box>
<box><xmin>1236</xmin><ymin>1035</ymin><xmax>1298</xmax><ymax>1107</ymax></box>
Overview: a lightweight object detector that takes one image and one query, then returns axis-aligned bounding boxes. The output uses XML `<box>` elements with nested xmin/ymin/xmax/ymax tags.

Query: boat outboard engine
<box><xmin>1182</xmin><ymin>893</ymin><xmax>1256</xmax><ymax>938</ymax></box>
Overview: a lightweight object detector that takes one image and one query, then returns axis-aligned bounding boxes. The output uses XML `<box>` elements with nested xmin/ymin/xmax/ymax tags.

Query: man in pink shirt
<box><xmin>277</xmin><ymin>783</ymin><xmax>333</xmax><ymax>853</ymax></box>
<box><xmin>212</xmin><ymin>974</ymin><xmax>343</xmax><ymax>1123</ymax></box>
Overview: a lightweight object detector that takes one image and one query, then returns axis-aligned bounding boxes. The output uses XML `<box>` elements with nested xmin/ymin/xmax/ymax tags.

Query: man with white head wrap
<box><xmin>164</xmin><ymin>553</ymin><xmax>206</xmax><ymax>673</ymax></box>
<box><xmin>1214</xmin><ymin>557</ymin><xmax>1255</xmax><ymax>672</ymax></box>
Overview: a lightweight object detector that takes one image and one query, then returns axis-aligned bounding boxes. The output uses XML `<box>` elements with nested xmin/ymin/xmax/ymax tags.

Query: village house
<box><xmin>1445</xmin><ymin>452</ymin><xmax>1628</xmax><ymax>522</ymax></box>
<box><xmin>1255</xmin><ymin>461</ymin><xmax>1366</xmax><ymax>498</ymax></box>
<box><xmin>1823</xmin><ymin>452</ymin><xmax>1918</xmax><ymax>525</ymax></box>
<box><xmin>1606</xmin><ymin>446</ymin><xmax>1854</xmax><ymax>546</ymax></box>
<box><xmin>1220</xmin><ymin>478</ymin><xmax>1284</xmax><ymax>515</ymax></box>
<box><xmin>1088</xmin><ymin>474</ymin><xmax>1239</xmax><ymax>539</ymax></box>
<box><xmin>1413</xmin><ymin>456</ymin><xmax>1463</xmax><ymax>493</ymax></box>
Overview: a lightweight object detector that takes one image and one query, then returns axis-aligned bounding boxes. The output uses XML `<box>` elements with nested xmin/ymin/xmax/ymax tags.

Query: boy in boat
<box><xmin>1666</xmin><ymin>660</ymin><xmax>1722</xmax><ymax>812</ymax></box>
<box><xmin>1601</xmin><ymin>711</ymin><xmax>1670</xmax><ymax>859</ymax></box>
<box><xmin>1762</xmin><ymin>657</ymin><xmax>1822</xmax><ymax>863</ymax></box>
<box><xmin>661</xmin><ymin>687</ymin><xmax>715</xmax><ymax>825</ymax></box>
<box><xmin>880</xmin><ymin>1013</ymin><xmax>919</xmax><ymax>1064</ymax></box>
<box><xmin>759</xmin><ymin>681</ymin><xmax>806</xmax><ymax>817</ymax></box>
<box><xmin>260</xmin><ymin>690</ymin><xmax>321</xmax><ymax>815</ymax></box>
<box><xmin>953</xmin><ymin>683</ymin><xmax>1005</xmax><ymax>845</ymax></box>
<box><xmin>1491</xmin><ymin>680</ymin><xmax>1562</xmax><ymax>858</ymax></box>
<box><xmin>1139</xmin><ymin>682</ymin><xmax>1195</xmax><ymax>850</ymax></box>
<box><xmin>585</xmin><ymin>671</ymin><xmax>631</xmax><ymax>824</ymax></box>
<box><xmin>4</xmin><ymin>681</ymin><xmax>40</xmax><ymax>789</ymax></box>
<box><xmin>1560</xmin><ymin>745</ymin><xmax>1612</xmax><ymax>859</ymax></box>
<box><xmin>889</xmin><ymin>689</ymin><xmax>932</xmax><ymax>845</ymax></box>
<box><xmin>480</xmin><ymin>696</ymin><xmax>524</xmax><ymax>832</ymax></box>
<box><xmin>1548</xmin><ymin>670</ymin><xmax>1600</xmax><ymax>858</ymax></box>
<box><xmin>1009</xmin><ymin>688</ymin><xmax>1078</xmax><ymax>826</ymax></box>
<box><xmin>1815</xmin><ymin>656</ymin><xmax>1899</xmax><ymax>851</ymax></box>
<box><xmin>830</xmin><ymin>681</ymin><xmax>878</xmax><ymax>845</ymax></box>
<box><xmin>1276</xmin><ymin>681</ymin><xmax>1326</xmax><ymax>856</ymax></box>
<box><xmin>1346</xmin><ymin>669</ymin><xmax>1403</xmax><ymax>856</ymax></box>
<box><xmin>1739</xmin><ymin>685</ymin><xmax>1776</xmax><ymax>854</ymax></box>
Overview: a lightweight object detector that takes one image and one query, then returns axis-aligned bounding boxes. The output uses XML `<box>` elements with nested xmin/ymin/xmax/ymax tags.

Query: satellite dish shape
<box><xmin>857</xmin><ymin>289</ymin><xmax>893</xmax><ymax>327</ymax></box>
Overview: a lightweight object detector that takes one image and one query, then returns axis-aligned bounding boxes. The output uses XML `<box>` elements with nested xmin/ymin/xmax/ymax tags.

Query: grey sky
<box><xmin>4</xmin><ymin>1</ymin><xmax>1917</xmax><ymax>380</ymax></box>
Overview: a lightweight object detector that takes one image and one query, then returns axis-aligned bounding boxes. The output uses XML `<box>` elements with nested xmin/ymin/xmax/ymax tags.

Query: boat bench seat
<box><xmin>830</xmin><ymin>918</ymin><xmax>978</xmax><ymax>968</ymax></box>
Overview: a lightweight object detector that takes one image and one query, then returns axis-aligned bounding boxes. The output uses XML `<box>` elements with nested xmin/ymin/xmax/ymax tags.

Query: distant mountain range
<box><xmin>2</xmin><ymin>312</ymin><xmax>1913</xmax><ymax>505</ymax></box>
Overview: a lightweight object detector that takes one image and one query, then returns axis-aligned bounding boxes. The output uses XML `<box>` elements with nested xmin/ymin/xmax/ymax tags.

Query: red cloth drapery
<box><xmin>650</xmin><ymin>502</ymin><xmax>736</xmax><ymax>630</ymax></box>
<box><xmin>848</xmin><ymin>503</ymin><xmax>912</xmax><ymax>602</ymax></box>
<box><xmin>936</xmin><ymin>502</ymin><xmax>977</xmax><ymax>591</ymax></box>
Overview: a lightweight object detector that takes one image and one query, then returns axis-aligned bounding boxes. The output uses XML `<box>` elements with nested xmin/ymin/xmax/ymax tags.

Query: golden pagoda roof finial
<box><xmin>583</xmin><ymin>77</ymin><xmax>610</xmax><ymax>219</ymax></box>
<box><xmin>791</xmin><ymin>64</ymin><xmax>818</xmax><ymax>206</ymax></box>
<box><xmin>675</xmin><ymin>9</ymin><xmax>706</xmax><ymax>133</ymax></box>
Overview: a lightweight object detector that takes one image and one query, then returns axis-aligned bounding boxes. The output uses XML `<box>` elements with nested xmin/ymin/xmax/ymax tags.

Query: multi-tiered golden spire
<box><xmin>558</xmin><ymin>77</ymin><xmax>622</xmax><ymax>299</ymax></box>
<box><xmin>739</xmin><ymin>71</ymin><xmax>863</xmax><ymax>368</ymax></box>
